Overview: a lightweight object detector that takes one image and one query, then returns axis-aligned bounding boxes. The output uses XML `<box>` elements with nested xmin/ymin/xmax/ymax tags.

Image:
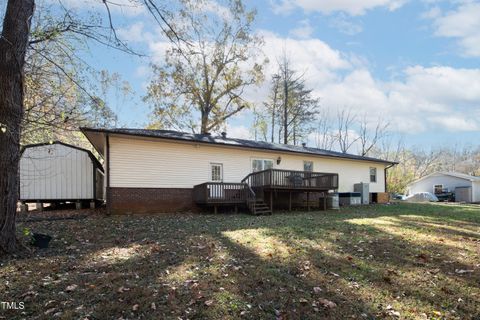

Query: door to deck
<box><xmin>209</xmin><ymin>163</ymin><xmax>224</xmax><ymax>198</ymax></box>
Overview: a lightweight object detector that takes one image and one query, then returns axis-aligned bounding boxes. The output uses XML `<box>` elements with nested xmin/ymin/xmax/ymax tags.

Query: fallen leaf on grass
<box><xmin>204</xmin><ymin>300</ymin><xmax>214</xmax><ymax>306</ymax></box>
<box><xmin>65</xmin><ymin>284</ymin><xmax>78</xmax><ymax>292</ymax></box>
<box><xmin>20</xmin><ymin>290</ymin><xmax>37</xmax><ymax>298</ymax></box>
<box><xmin>313</xmin><ymin>287</ymin><xmax>322</xmax><ymax>294</ymax></box>
<box><xmin>417</xmin><ymin>253</ymin><xmax>429</xmax><ymax>262</ymax></box>
<box><xmin>44</xmin><ymin>308</ymin><xmax>56</xmax><ymax>315</ymax></box>
<box><xmin>455</xmin><ymin>269</ymin><xmax>474</xmax><ymax>274</ymax></box>
<box><xmin>318</xmin><ymin>298</ymin><xmax>337</xmax><ymax>309</ymax></box>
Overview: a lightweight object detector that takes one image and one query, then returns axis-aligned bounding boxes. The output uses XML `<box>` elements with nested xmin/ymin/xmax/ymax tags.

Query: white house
<box><xmin>407</xmin><ymin>172</ymin><xmax>480</xmax><ymax>203</ymax></box>
<box><xmin>19</xmin><ymin>141</ymin><xmax>105</xmax><ymax>206</ymax></box>
<box><xmin>81</xmin><ymin>128</ymin><xmax>397</xmax><ymax>214</ymax></box>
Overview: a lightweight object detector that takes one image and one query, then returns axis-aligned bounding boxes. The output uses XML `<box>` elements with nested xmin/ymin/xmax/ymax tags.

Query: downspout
<box><xmin>106</xmin><ymin>133</ymin><xmax>110</xmax><ymax>214</ymax></box>
<box><xmin>384</xmin><ymin>163</ymin><xmax>396</xmax><ymax>193</ymax></box>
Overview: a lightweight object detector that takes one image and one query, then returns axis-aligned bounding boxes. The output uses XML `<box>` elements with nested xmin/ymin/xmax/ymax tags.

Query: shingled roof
<box><xmin>80</xmin><ymin>127</ymin><xmax>397</xmax><ymax>165</ymax></box>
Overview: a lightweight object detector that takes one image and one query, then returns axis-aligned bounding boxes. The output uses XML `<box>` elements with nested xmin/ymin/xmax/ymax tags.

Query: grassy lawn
<box><xmin>1</xmin><ymin>203</ymin><xmax>479</xmax><ymax>319</ymax></box>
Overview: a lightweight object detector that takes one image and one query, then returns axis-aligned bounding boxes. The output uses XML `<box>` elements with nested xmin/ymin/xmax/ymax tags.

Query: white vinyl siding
<box><xmin>20</xmin><ymin>143</ymin><xmax>95</xmax><ymax>200</ymax></box>
<box><xmin>108</xmin><ymin>135</ymin><xmax>387</xmax><ymax>192</ymax></box>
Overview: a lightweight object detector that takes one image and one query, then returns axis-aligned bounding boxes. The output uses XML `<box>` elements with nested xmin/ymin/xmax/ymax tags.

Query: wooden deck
<box><xmin>193</xmin><ymin>182</ymin><xmax>250</xmax><ymax>204</ymax></box>
<box><xmin>241</xmin><ymin>169</ymin><xmax>338</xmax><ymax>191</ymax></box>
<box><xmin>193</xmin><ymin>169</ymin><xmax>338</xmax><ymax>214</ymax></box>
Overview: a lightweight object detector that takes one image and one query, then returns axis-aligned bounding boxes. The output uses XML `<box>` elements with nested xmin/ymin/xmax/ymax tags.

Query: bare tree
<box><xmin>262</xmin><ymin>55</ymin><xmax>317</xmax><ymax>145</ymax></box>
<box><xmin>358</xmin><ymin>114</ymin><xmax>390</xmax><ymax>156</ymax></box>
<box><xmin>262</xmin><ymin>74</ymin><xmax>280</xmax><ymax>142</ymax></box>
<box><xmin>336</xmin><ymin>109</ymin><xmax>358</xmax><ymax>153</ymax></box>
<box><xmin>314</xmin><ymin>108</ymin><xmax>336</xmax><ymax>150</ymax></box>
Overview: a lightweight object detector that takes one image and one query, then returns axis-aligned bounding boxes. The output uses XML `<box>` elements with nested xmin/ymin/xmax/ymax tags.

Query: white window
<box><xmin>434</xmin><ymin>184</ymin><xmax>443</xmax><ymax>194</ymax></box>
<box><xmin>252</xmin><ymin>159</ymin><xmax>273</xmax><ymax>172</ymax></box>
<box><xmin>210</xmin><ymin>163</ymin><xmax>223</xmax><ymax>182</ymax></box>
<box><xmin>370</xmin><ymin>167</ymin><xmax>377</xmax><ymax>183</ymax></box>
<box><xmin>304</xmin><ymin>161</ymin><xmax>314</xmax><ymax>172</ymax></box>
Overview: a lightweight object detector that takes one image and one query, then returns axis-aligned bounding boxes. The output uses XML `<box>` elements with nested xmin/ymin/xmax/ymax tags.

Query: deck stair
<box><xmin>247</xmin><ymin>199</ymin><xmax>272</xmax><ymax>215</ymax></box>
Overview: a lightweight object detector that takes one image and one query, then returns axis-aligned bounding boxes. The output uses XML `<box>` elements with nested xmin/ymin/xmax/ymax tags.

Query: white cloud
<box><xmin>199</xmin><ymin>0</ymin><xmax>232</xmax><ymax>19</ymax></box>
<box><xmin>259</xmin><ymin>30</ymin><xmax>351</xmax><ymax>85</ymax></box>
<box><xmin>427</xmin><ymin>2</ymin><xmax>480</xmax><ymax>57</ymax></box>
<box><xmin>225</xmin><ymin>124</ymin><xmax>252</xmax><ymax>139</ymax></box>
<box><xmin>319</xmin><ymin>65</ymin><xmax>480</xmax><ymax>133</ymax></box>
<box><xmin>125</xmin><ymin>19</ymin><xmax>480</xmax><ymax>136</ymax></box>
<box><xmin>118</xmin><ymin>22</ymin><xmax>149</xmax><ymax>43</ymax></box>
<box><xmin>289</xmin><ymin>19</ymin><xmax>314</xmax><ymax>39</ymax></box>
<box><xmin>428</xmin><ymin>116</ymin><xmax>479</xmax><ymax>131</ymax></box>
<box><xmin>329</xmin><ymin>13</ymin><xmax>363</xmax><ymax>35</ymax></box>
<box><xmin>271</xmin><ymin>0</ymin><xmax>408</xmax><ymax>16</ymax></box>
<box><xmin>44</xmin><ymin>0</ymin><xmax>146</xmax><ymax>16</ymax></box>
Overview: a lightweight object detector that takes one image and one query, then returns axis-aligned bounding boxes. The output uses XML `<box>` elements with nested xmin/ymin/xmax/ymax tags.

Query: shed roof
<box><xmin>408</xmin><ymin>171</ymin><xmax>480</xmax><ymax>186</ymax></box>
<box><xmin>81</xmin><ymin>127</ymin><xmax>397</xmax><ymax>166</ymax></box>
<box><xmin>21</xmin><ymin>141</ymin><xmax>104</xmax><ymax>172</ymax></box>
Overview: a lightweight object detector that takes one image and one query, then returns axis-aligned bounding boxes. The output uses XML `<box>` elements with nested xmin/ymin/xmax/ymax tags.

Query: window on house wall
<box><xmin>434</xmin><ymin>184</ymin><xmax>443</xmax><ymax>194</ymax></box>
<box><xmin>370</xmin><ymin>167</ymin><xmax>377</xmax><ymax>183</ymax></box>
<box><xmin>252</xmin><ymin>159</ymin><xmax>273</xmax><ymax>172</ymax></box>
<box><xmin>304</xmin><ymin>161</ymin><xmax>314</xmax><ymax>172</ymax></box>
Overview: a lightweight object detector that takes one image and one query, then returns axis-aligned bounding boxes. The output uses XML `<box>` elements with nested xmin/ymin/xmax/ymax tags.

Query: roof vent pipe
<box><xmin>302</xmin><ymin>142</ymin><xmax>306</xmax><ymax>147</ymax></box>
<box><xmin>221</xmin><ymin>132</ymin><xmax>227</xmax><ymax>138</ymax></box>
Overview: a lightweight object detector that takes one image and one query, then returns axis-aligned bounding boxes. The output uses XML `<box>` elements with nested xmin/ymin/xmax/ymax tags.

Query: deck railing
<box><xmin>193</xmin><ymin>182</ymin><xmax>248</xmax><ymax>204</ymax></box>
<box><xmin>241</xmin><ymin>169</ymin><xmax>339</xmax><ymax>190</ymax></box>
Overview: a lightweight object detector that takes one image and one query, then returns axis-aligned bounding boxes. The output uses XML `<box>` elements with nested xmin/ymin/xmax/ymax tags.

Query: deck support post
<box><xmin>90</xmin><ymin>201</ymin><xmax>96</xmax><ymax>209</ymax></box>
<box><xmin>214</xmin><ymin>205</ymin><xmax>218</xmax><ymax>215</ymax></box>
<box><xmin>270</xmin><ymin>191</ymin><xmax>273</xmax><ymax>214</ymax></box>
<box><xmin>75</xmin><ymin>201</ymin><xmax>82</xmax><ymax>210</ymax></box>
<box><xmin>36</xmin><ymin>201</ymin><xmax>43</xmax><ymax>212</ymax></box>
<box><xmin>323</xmin><ymin>192</ymin><xmax>327</xmax><ymax>211</ymax></box>
<box><xmin>234</xmin><ymin>205</ymin><xmax>238</xmax><ymax>214</ymax></box>
<box><xmin>307</xmin><ymin>192</ymin><xmax>310</xmax><ymax>211</ymax></box>
<box><xmin>289</xmin><ymin>192</ymin><xmax>292</xmax><ymax>212</ymax></box>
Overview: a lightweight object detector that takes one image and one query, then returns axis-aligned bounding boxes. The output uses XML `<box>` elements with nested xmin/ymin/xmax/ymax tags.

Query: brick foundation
<box><xmin>109</xmin><ymin>187</ymin><xmax>197</xmax><ymax>214</ymax></box>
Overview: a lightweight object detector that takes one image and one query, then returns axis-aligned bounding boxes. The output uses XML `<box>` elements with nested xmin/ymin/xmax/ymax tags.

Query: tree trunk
<box><xmin>283</xmin><ymin>77</ymin><xmax>288</xmax><ymax>144</ymax></box>
<box><xmin>0</xmin><ymin>0</ymin><xmax>35</xmax><ymax>255</ymax></box>
<box><xmin>200</xmin><ymin>110</ymin><xmax>209</xmax><ymax>134</ymax></box>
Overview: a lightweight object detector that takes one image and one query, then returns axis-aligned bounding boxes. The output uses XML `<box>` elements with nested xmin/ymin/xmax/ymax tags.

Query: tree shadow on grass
<box><xmin>257</xmin><ymin>212</ymin><xmax>480</xmax><ymax>318</ymax></box>
<box><xmin>1</xmin><ymin>203</ymin><xmax>479</xmax><ymax>319</ymax></box>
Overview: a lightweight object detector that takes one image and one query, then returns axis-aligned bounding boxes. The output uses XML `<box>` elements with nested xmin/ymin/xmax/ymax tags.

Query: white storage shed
<box><xmin>19</xmin><ymin>141</ymin><xmax>104</xmax><ymax>205</ymax></box>
<box><xmin>407</xmin><ymin>172</ymin><xmax>480</xmax><ymax>203</ymax></box>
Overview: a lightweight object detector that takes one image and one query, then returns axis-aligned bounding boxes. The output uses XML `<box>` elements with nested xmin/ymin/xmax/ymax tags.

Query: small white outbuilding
<box><xmin>19</xmin><ymin>141</ymin><xmax>104</xmax><ymax>206</ymax></box>
<box><xmin>407</xmin><ymin>172</ymin><xmax>480</xmax><ymax>203</ymax></box>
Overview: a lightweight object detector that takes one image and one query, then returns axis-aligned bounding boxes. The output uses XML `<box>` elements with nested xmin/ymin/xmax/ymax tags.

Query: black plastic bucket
<box><xmin>31</xmin><ymin>233</ymin><xmax>52</xmax><ymax>248</ymax></box>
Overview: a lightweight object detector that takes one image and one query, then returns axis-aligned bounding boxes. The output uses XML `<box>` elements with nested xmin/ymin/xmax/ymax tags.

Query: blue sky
<box><xmin>7</xmin><ymin>0</ymin><xmax>480</xmax><ymax>149</ymax></box>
